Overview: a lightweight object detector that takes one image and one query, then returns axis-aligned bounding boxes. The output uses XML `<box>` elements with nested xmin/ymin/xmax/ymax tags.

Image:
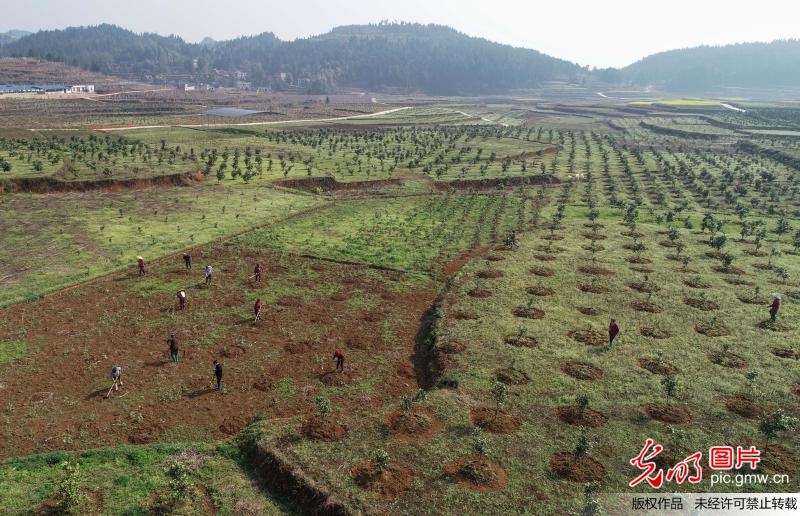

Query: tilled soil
<box><xmin>0</xmin><ymin>244</ymin><xmax>437</xmax><ymax>459</ymax></box>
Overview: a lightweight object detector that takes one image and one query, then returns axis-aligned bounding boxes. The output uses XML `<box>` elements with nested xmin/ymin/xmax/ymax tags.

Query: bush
<box><xmin>57</xmin><ymin>461</ymin><xmax>84</xmax><ymax>514</ymax></box>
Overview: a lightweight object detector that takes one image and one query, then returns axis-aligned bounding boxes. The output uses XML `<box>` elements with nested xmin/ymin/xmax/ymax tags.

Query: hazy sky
<box><xmin>1</xmin><ymin>0</ymin><xmax>798</xmax><ymax>67</ymax></box>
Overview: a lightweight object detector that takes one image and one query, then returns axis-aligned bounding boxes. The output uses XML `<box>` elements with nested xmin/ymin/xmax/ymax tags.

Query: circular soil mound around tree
<box><xmin>541</xmin><ymin>234</ymin><xmax>564</xmax><ymax>241</ymax></box>
<box><xmin>626</xmin><ymin>256</ymin><xmax>653</xmax><ymax>264</ymax></box>
<box><xmin>536</xmin><ymin>244</ymin><xmax>566</xmax><ymax>253</ymax></box>
<box><xmin>468</xmin><ymin>288</ymin><xmax>492</xmax><ymax>298</ymax></box>
<box><xmin>452</xmin><ymin>310</ymin><xmax>480</xmax><ymax>320</ymax></box>
<box><xmin>568</xmin><ymin>328</ymin><xmax>606</xmax><ymax>346</ymax></box>
<box><xmin>629</xmin><ymin>281</ymin><xmax>661</xmax><ymax>294</ymax></box>
<box><xmin>578</xmin><ymin>284</ymin><xmax>610</xmax><ymax>294</ymax></box>
<box><xmin>577</xmin><ymin>265</ymin><xmax>614</xmax><ymax>276</ymax></box>
<box><xmin>387</xmin><ymin>408</ymin><xmax>442</xmax><ymax>441</ymax></box>
<box><xmin>485</xmin><ymin>255</ymin><xmax>505</xmax><ymax>262</ymax></box>
<box><xmin>556</xmin><ymin>406</ymin><xmax>608</xmax><ymax>428</ymax></box>
<box><xmin>446</xmin><ymin>455</ymin><xmax>508</xmax><ymax>492</ymax></box>
<box><xmin>477</xmin><ymin>269</ymin><xmax>503</xmax><ymax>279</ymax></box>
<box><xmin>513</xmin><ymin>307</ymin><xmax>545</xmax><ymax>319</ymax></box>
<box><xmin>629</xmin><ymin>266</ymin><xmax>655</xmax><ymax>274</ymax></box>
<box><xmin>470</xmin><ymin>407</ymin><xmax>520</xmax><ymax>434</ymax></box>
<box><xmin>736</xmin><ymin>294</ymin><xmax>768</xmax><ymax>305</ymax></box>
<box><xmin>707</xmin><ymin>351</ymin><xmax>747</xmax><ymax>368</ymax></box>
<box><xmin>621</xmin><ymin>230</ymin><xmax>644</xmax><ymax>238</ymax></box>
<box><xmin>577</xmin><ymin>307</ymin><xmax>600</xmax><ymax>315</ymax></box>
<box><xmin>319</xmin><ymin>370</ymin><xmax>354</xmax><ymax>386</ymax></box>
<box><xmin>724</xmin><ymin>395</ymin><xmax>766</xmax><ymax>419</ymax></box>
<box><xmin>534</xmin><ymin>254</ymin><xmax>557</xmax><ymax>262</ymax></box>
<box><xmin>561</xmin><ymin>362</ymin><xmax>604</xmax><ymax>380</ymax></box>
<box><xmin>439</xmin><ymin>340</ymin><xmax>466</xmax><ymax>354</ymax></box>
<box><xmin>527</xmin><ymin>286</ymin><xmax>555</xmax><ymax>296</ymax></box>
<box><xmin>630</xmin><ymin>301</ymin><xmax>662</xmax><ymax>313</ymax></box>
<box><xmin>724</xmin><ymin>277</ymin><xmax>755</xmax><ymax>286</ymax></box>
<box><xmin>639</xmin><ymin>327</ymin><xmax>671</xmax><ymax>339</ymax></box>
<box><xmin>351</xmin><ymin>462</ymin><xmax>413</xmax><ymax>500</ymax></box>
<box><xmin>581</xmin><ymin>244</ymin><xmax>606</xmax><ymax>252</ymax></box>
<box><xmin>495</xmin><ymin>367</ymin><xmax>530</xmax><ymax>385</ymax></box>
<box><xmin>301</xmin><ymin>416</ymin><xmax>348</xmax><ymax>441</ymax></box>
<box><xmin>640</xmin><ymin>404</ymin><xmax>692</xmax><ymax>424</ymax></box>
<box><xmin>685</xmin><ymin>298</ymin><xmax>720</xmax><ymax>311</ymax></box>
<box><xmin>284</xmin><ymin>341</ymin><xmax>313</xmax><ymax>354</ymax></box>
<box><xmin>504</xmin><ymin>334</ymin><xmax>538</xmax><ymax>348</ymax></box>
<box><xmin>684</xmin><ymin>278</ymin><xmax>711</xmax><ymax>289</ymax></box>
<box><xmin>582</xmin><ymin>233</ymin><xmax>607</xmax><ymax>241</ymax></box>
<box><xmin>695</xmin><ymin>320</ymin><xmax>730</xmax><ymax>337</ymax></box>
<box><xmin>530</xmin><ymin>266</ymin><xmax>555</xmax><ymax>276</ymax></box>
<box><xmin>771</xmin><ymin>348</ymin><xmax>799</xmax><ymax>360</ymax></box>
<box><xmin>638</xmin><ymin>357</ymin><xmax>678</xmax><ymax>376</ymax></box>
<box><xmin>757</xmin><ymin>320</ymin><xmax>791</xmax><ymax>332</ymax></box>
<box><xmin>549</xmin><ymin>452</ymin><xmax>606</xmax><ymax>482</ymax></box>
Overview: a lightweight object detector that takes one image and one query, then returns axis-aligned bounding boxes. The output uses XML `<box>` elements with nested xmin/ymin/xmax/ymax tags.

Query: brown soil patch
<box><xmin>621</xmin><ymin>230</ymin><xmax>644</xmax><ymax>238</ymax></box>
<box><xmin>468</xmin><ymin>288</ymin><xmax>492</xmax><ymax>298</ymax></box>
<box><xmin>329</xmin><ymin>292</ymin><xmax>350</xmax><ymax>302</ymax></box>
<box><xmin>504</xmin><ymin>334</ymin><xmax>538</xmax><ymax>348</ymax></box>
<box><xmin>387</xmin><ymin>408</ymin><xmax>442</xmax><ymax>441</ymax></box>
<box><xmin>556</xmin><ymin>406</ymin><xmax>608</xmax><ymax>428</ymax></box>
<box><xmin>512</xmin><ymin>306</ymin><xmax>545</xmax><ymax>319</ymax></box>
<box><xmin>219</xmin><ymin>414</ymin><xmax>250</xmax><ymax>435</ymax></box>
<box><xmin>252</xmin><ymin>377</ymin><xmax>273</xmax><ymax>392</ymax></box>
<box><xmin>549</xmin><ymin>452</ymin><xmax>606</xmax><ymax>482</ymax></box>
<box><xmin>495</xmin><ymin>367</ymin><xmax>530</xmax><ymax>385</ymax></box>
<box><xmin>707</xmin><ymin>351</ymin><xmax>747</xmax><ymax>368</ymax></box>
<box><xmin>284</xmin><ymin>341</ymin><xmax>313</xmax><ymax>354</ymax></box>
<box><xmin>470</xmin><ymin>407</ymin><xmax>520</xmax><ymax>434</ymax></box>
<box><xmin>319</xmin><ymin>370</ymin><xmax>354</xmax><ymax>386</ymax></box>
<box><xmin>351</xmin><ymin>462</ymin><xmax>413</xmax><ymax>500</ymax></box>
<box><xmin>724</xmin><ymin>395</ymin><xmax>766</xmax><ymax>419</ymax></box>
<box><xmin>301</xmin><ymin>416</ymin><xmax>348</xmax><ymax>441</ymax></box>
<box><xmin>219</xmin><ymin>345</ymin><xmax>245</xmax><ymax>358</ymax></box>
<box><xmin>561</xmin><ymin>362</ymin><xmax>604</xmax><ymax>380</ymax></box>
<box><xmin>446</xmin><ymin>455</ymin><xmax>508</xmax><ymax>492</ymax></box>
<box><xmin>534</xmin><ymin>254</ymin><xmax>557</xmax><ymax>262</ymax></box>
<box><xmin>723</xmin><ymin>277</ymin><xmax>755</xmax><ymax>286</ymax></box>
<box><xmin>760</xmin><ymin>445</ymin><xmax>798</xmax><ymax>476</ymax></box>
<box><xmin>541</xmin><ymin>234</ymin><xmax>564</xmax><ymax>241</ymax></box>
<box><xmin>640</xmin><ymin>404</ymin><xmax>692</xmax><ymax>424</ymax></box>
<box><xmin>713</xmin><ymin>265</ymin><xmax>746</xmax><ymax>275</ymax></box>
<box><xmin>629</xmin><ymin>281</ymin><xmax>661</xmax><ymax>293</ymax></box>
<box><xmin>568</xmin><ymin>328</ymin><xmax>606</xmax><ymax>346</ymax></box>
<box><xmin>439</xmin><ymin>340</ymin><xmax>466</xmax><ymax>354</ymax></box>
<box><xmin>792</xmin><ymin>384</ymin><xmax>800</xmax><ymax>396</ymax></box>
<box><xmin>452</xmin><ymin>310</ymin><xmax>480</xmax><ymax>320</ymax></box>
<box><xmin>582</xmin><ymin>233</ymin><xmax>607</xmax><ymax>241</ymax></box>
<box><xmin>577</xmin><ymin>265</ymin><xmax>614</xmax><ymax>276</ymax></box>
<box><xmin>638</xmin><ymin>357</ymin><xmax>679</xmax><ymax>375</ymax></box>
<box><xmin>757</xmin><ymin>320</ymin><xmax>791</xmax><ymax>332</ymax></box>
<box><xmin>276</xmin><ymin>295</ymin><xmax>303</xmax><ymax>307</ymax></box>
<box><xmin>535</xmin><ymin>244</ymin><xmax>566</xmax><ymax>253</ymax></box>
<box><xmin>695</xmin><ymin>320</ymin><xmax>731</xmax><ymax>337</ymax></box>
<box><xmin>630</xmin><ymin>301</ymin><xmax>662</xmax><ymax>313</ymax></box>
<box><xmin>477</xmin><ymin>269</ymin><xmax>503</xmax><ymax>279</ymax></box>
<box><xmin>736</xmin><ymin>294</ymin><xmax>768</xmax><ymax>305</ymax></box>
<box><xmin>626</xmin><ymin>256</ymin><xmax>653</xmax><ymax>264</ymax></box>
<box><xmin>581</xmin><ymin>244</ymin><xmax>606</xmax><ymax>251</ymax></box>
<box><xmin>771</xmin><ymin>348</ymin><xmax>799</xmax><ymax>360</ymax></box>
<box><xmin>577</xmin><ymin>307</ymin><xmax>600</xmax><ymax>315</ymax></box>
<box><xmin>526</xmin><ymin>286</ymin><xmax>555</xmax><ymax>296</ymax></box>
<box><xmin>629</xmin><ymin>266</ymin><xmax>655</xmax><ymax>274</ymax></box>
<box><xmin>685</xmin><ymin>298</ymin><xmax>719</xmax><ymax>311</ymax></box>
<box><xmin>639</xmin><ymin>327</ymin><xmax>671</xmax><ymax>339</ymax></box>
<box><xmin>485</xmin><ymin>255</ymin><xmax>505</xmax><ymax>262</ymax></box>
<box><xmin>578</xmin><ymin>284</ymin><xmax>609</xmax><ymax>294</ymax></box>
<box><xmin>530</xmin><ymin>266</ymin><xmax>555</xmax><ymax>276</ymax></box>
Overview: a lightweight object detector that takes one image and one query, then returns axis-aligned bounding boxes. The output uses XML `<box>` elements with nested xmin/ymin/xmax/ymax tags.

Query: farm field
<box><xmin>0</xmin><ymin>94</ymin><xmax>799</xmax><ymax>514</ymax></box>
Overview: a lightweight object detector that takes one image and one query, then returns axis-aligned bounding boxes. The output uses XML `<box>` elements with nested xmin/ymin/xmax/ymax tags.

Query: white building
<box><xmin>69</xmin><ymin>85</ymin><xmax>95</xmax><ymax>94</ymax></box>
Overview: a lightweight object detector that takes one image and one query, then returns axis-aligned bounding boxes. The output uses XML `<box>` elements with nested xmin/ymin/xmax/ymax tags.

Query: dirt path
<box><xmin>93</xmin><ymin>106</ymin><xmax>413</xmax><ymax>132</ymax></box>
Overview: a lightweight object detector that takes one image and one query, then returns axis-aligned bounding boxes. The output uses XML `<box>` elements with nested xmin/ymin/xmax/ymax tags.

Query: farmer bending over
<box><xmin>106</xmin><ymin>366</ymin><xmax>123</xmax><ymax>398</ymax></box>
<box><xmin>333</xmin><ymin>349</ymin><xmax>345</xmax><ymax>372</ymax></box>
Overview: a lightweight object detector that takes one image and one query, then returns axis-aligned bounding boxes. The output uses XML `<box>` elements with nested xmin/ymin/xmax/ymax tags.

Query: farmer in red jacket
<box><xmin>137</xmin><ymin>256</ymin><xmax>146</xmax><ymax>277</ymax></box>
<box><xmin>608</xmin><ymin>319</ymin><xmax>620</xmax><ymax>350</ymax></box>
<box><xmin>769</xmin><ymin>293</ymin><xmax>781</xmax><ymax>322</ymax></box>
<box><xmin>333</xmin><ymin>349</ymin><xmax>345</xmax><ymax>372</ymax></box>
<box><xmin>254</xmin><ymin>263</ymin><xmax>263</xmax><ymax>282</ymax></box>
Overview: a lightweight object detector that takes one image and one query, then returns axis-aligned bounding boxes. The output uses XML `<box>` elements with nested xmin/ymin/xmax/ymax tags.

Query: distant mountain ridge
<box><xmin>0</xmin><ymin>23</ymin><xmax>582</xmax><ymax>94</ymax></box>
<box><xmin>617</xmin><ymin>39</ymin><xmax>800</xmax><ymax>92</ymax></box>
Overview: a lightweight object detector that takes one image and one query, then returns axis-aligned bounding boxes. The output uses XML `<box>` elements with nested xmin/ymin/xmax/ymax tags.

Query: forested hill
<box><xmin>0</xmin><ymin>30</ymin><xmax>32</xmax><ymax>46</ymax></box>
<box><xmin>618</xmin><ymin>39</ymin><xmax>800</xmax><ymax>92</ymax></box>
<box><xmin>0</xmin><ymin>23</ymin><xmax>583</xmax><ymax>94</ymax></box>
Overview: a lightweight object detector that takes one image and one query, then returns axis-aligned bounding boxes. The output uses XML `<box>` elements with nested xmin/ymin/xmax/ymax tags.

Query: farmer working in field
<box><xmin>168</xmin><ymin>332</ymin><xmax>180</xmax><ymax>362</ymax></box>
<box><xmin>204</xmin><ymin>265</ymin><xmax>214</xmax><ymax>286</ymax></box>
<box><xmin>137</xmin><ymin>256</ymin><xmax>146</xmax><ymax>277</ymax></box>
<box><xmin>213</xmin><ymin>360</ymin><xmax>223</xmax><ymax>392</ymax></box>
<box><xmin>608</xmin><ymin>319</ymin><xmax>620</xmax><ymax>350</ymax></box>
<box><xmin>254</xmin><ymin>298</ymin><xmax>263</xmax><ymax>323</ymax></box>
<box><xmin>105</xmin><ymin>366</ymin><xmax>123</xmax><ymax>398</ymax></box>
<box><xmin>333</xmin><ymin>349</ymin><xmax>345</xmax><ymax>372</ymax></box>
<box><xmin>254</xmin><ymin>263</ymin><xmax>263</xmax><ymax>282</ymax></box>
<box><xmin>769</xmin><ymin>293</ymin><xmax>781</xmax><ymax>322</ymax></box>
<box><xmin>183</xmin><ymin>252</ymin><xmax>192</xmax><ymax>270</ymax></box>
<box><xmin>177</xmin><ymin>289</ymin><xmax>187</xmax><ymax>310</ymax></box>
